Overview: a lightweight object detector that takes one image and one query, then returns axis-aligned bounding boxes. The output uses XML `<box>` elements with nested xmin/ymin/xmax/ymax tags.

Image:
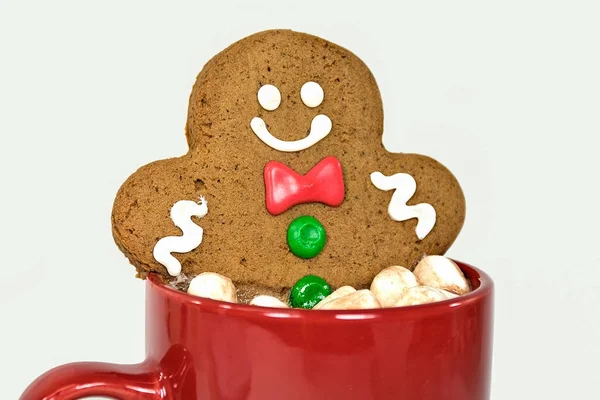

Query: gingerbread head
<box><xmin>111</xmin><ymin>29</ymin><xmax>465</xmax><ymax>300</ymax></box>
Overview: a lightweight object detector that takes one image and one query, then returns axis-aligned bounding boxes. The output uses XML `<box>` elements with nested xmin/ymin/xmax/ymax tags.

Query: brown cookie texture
<box><xmin>111</xmin><ymin>29</ymin><xmax>466</xmax><ymax>296</ymax></box>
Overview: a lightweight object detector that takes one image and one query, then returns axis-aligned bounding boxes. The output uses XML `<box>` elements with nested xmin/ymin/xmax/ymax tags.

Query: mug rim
<box><xmin>146</xmin><ymin>259</ymin><xmax>493</xmax><ymax>320</ymax></box>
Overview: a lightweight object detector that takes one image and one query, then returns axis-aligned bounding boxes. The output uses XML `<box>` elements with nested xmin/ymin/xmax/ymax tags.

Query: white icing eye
<box><xmin>301</xmin><ymin>81</ymin><xmax>324</xmax><ymax>108</ymax></box>
<box><xmin>257</xmin><ymin>84</ymin><xmax>281</xmax><ymax>111</ymax></box>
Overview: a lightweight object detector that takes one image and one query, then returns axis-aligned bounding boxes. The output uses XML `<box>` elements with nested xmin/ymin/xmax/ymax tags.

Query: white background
<box><xmin>1</xmin><ymin>0</ymin><xmax>599</xmax><ymax>398</ymax></box>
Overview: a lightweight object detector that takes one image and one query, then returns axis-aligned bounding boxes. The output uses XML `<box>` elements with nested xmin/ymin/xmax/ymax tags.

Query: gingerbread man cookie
<box><xmin>111</xmin><ymin>29</ymin><xmax>465</xmax><ymax>301</ymax></box>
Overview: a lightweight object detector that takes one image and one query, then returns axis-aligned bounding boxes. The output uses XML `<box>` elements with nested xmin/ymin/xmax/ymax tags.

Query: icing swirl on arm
<box><xmin>370</xmin><ymin>172</ymin><xmax>436</xmax><ymax>240</ymax></box>
<box><xmin>153</xmin><ymin>197</ymin><xmax>208</xmax><ymax>276</ymax></box>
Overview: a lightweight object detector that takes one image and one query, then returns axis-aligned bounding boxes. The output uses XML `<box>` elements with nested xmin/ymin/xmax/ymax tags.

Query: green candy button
<box><xmin>290</xmin><ymin>275</ymin><xmax>332</xmax><ymax>309</ymax></box>
<box><xmin>287</xmin><ymin>216</ymin><xmax>326</xmax><ymax>259</ymax></box>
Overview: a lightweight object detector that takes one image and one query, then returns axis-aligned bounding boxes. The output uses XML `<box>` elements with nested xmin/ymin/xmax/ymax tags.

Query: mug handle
<box><xmin>19</xmin><ymin>360</ymin><xmax>168</xmax><ymax>400</ymax></box>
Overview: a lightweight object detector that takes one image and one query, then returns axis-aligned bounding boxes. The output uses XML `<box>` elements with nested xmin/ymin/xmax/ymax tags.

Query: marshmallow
<box><xmin>413</xmin><ymin>255</ymin><xmax>471</xmax><ymax>295</ymax></box>
<box><xmin>313</xmin><ymin>286</ymin><xmax>356</xmax><ymax>310</ymax></box>
<box><xmin>250</xmin><ymin>295</ymin><xmax>289</xmax><ymax>308</ymax></box>
<box><xmin>370</xmin><ymin>266</ymin><xmax>419</xmax><ymax>307</ymax></box>
<box><xmin>187</xmin><ymin>272</ymin><xmax>237</xmax><ymax>303</ymax></box>
<box><xmin>394</xmin><ymin>286</ymin><xmax>448</xmax><ymax>307</ymax></box>
<box><xmin>317</xmin><ymin>289</ymin><xmax>382</xmax><ymax>310</ymax></box>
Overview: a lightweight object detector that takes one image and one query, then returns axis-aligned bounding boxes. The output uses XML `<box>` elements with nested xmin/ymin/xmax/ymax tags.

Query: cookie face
<box><xmin>111</xmin><ymin>29</ymin><xmax>466</xmax><ymax>296</ymax></box>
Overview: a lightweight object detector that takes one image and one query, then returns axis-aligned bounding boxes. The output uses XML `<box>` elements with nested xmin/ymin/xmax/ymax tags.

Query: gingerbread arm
<box><xmin>369</xmin><ymin>152</ymin><xmax>466</xmax><ymax>257</ymax></box>
<box><xmin>111</xmin><ymin>155</ymin><xmax>211</xmax><ymax>279</ymax></box>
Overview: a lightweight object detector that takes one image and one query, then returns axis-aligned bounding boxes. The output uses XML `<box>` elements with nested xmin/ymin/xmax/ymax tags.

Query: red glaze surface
<box><xmin>20</xmin><ymin>260</ymin><xmax>494</xmax><ymax>400</ymax></box>
<box><xmin>264</xmin><ymin>155</ymin><xmax>345</xmax><ymax>215</ymax></box>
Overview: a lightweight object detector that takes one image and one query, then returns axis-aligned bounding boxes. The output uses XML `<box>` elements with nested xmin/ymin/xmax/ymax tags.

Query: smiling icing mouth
<box><xmin>250</xmin><ymin>82</ymin><xmax>332</xmax><ymax>152</ymax></box>
<box><xmin>250</xmin><ymin>115</ymin><xmax>332</xmax><ymax>152</ymax></box>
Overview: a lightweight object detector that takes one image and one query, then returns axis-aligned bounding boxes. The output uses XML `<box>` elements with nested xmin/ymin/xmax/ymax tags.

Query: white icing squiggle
<box><xmin>370</xmin><ymin>172</ymin><xmax>436</xmax><ymax>240</ymax></box>
<box><xmin>153</xmin><ymin>197</ymin><xmax>208</xmax><ymax>276</ymax></box>
<box><xmin>250</xmin><ymin>114</ymin><xmax>332</xmax><ymax>152</ymax></box>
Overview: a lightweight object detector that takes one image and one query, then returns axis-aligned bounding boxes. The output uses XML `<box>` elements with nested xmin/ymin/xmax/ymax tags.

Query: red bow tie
<box><xmin>264</xmin><ymin>156</ymin><xmax>345</xmax><ymax>216</ymax></box>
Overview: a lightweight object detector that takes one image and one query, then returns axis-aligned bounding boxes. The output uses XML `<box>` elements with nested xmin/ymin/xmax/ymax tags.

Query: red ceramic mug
<box><xmin>20</xmin><ymin>260</ymin><xmax>494</xmax><ymax>400</ymax></box>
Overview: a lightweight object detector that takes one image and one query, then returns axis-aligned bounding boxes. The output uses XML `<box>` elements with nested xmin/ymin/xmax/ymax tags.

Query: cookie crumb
<box><xmin>168</xmin><ymin>273</ymin><xmax>191</xmax><ymax>291</ymax></box>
